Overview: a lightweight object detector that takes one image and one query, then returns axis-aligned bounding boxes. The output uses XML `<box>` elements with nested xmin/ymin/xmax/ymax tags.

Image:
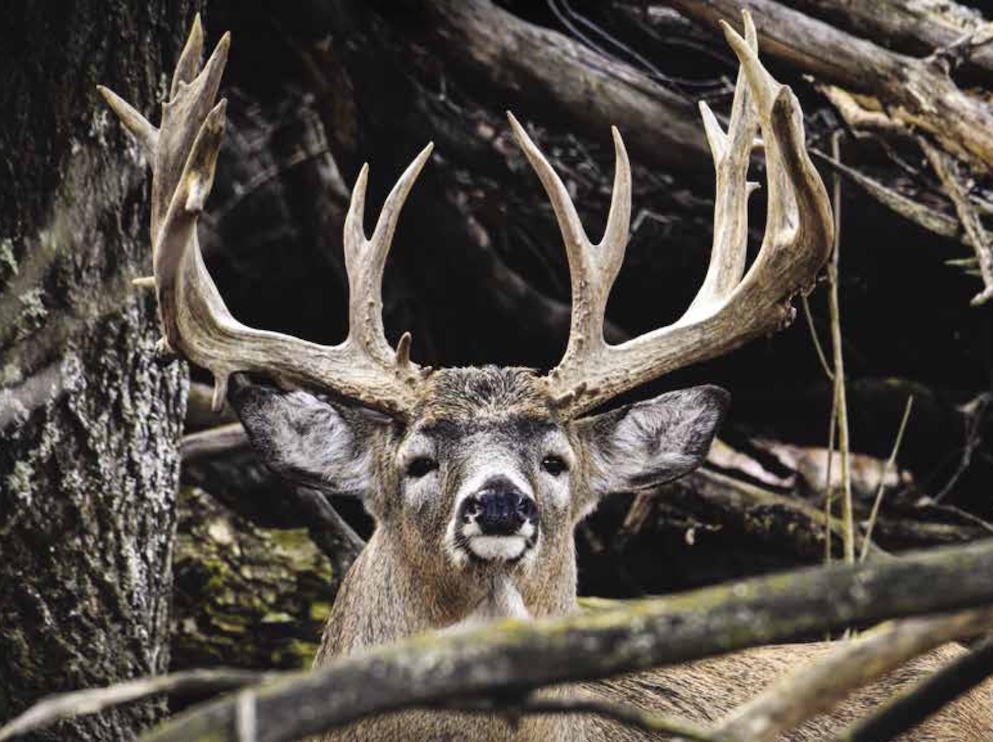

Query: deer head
<box><xmin>101</xmin><ymin>11</ymin><xmax>831</xmax><ymax>644</ymax></box>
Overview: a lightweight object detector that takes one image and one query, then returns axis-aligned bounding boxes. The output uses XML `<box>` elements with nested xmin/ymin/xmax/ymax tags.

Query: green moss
<box><xmin>309</xmin><ymin>601</ymin><xmax>332</xmax><ymax>623</ymax></box>
<box><xmin>171</xmin><ymin>487</ymin><xmax>335</xmax><ymax>672</ymax></box>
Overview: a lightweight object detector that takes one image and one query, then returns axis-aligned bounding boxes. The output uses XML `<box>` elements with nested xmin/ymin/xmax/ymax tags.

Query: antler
<box><xmin>514</xmin><ymin>11</ymin><xmax>833</xmax><ymax>418</ymax></box>
<box><xmin>100</xmin><ymin>16</ymin><xmax>430</xmax><ymax>416</ymax></box>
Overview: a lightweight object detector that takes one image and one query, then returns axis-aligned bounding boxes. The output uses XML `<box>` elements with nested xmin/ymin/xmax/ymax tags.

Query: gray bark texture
<box><xmin>0</xmin><ymin>2</ymin><xmax>201</xmax><ymax>740</ymax></box>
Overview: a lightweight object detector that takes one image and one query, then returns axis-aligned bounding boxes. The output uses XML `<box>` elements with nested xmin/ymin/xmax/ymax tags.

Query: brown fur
<box><xmin>236</xmin><ymin>367</ymin><xmax>992</xmax><ymax>742</ymax></box>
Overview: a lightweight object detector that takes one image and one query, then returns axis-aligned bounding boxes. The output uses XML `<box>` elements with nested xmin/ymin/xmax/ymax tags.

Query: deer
<box><xmin>100</xmin><ymin>11</ymin><xmax>993</xmax><ymax>742</ymax></box>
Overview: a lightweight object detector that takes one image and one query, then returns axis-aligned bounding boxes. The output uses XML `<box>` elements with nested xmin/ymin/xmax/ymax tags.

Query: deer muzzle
<box><xmin>457</xmin><ymin>478</ymin><xmax>539</xmax><ymax>562</ymax></box>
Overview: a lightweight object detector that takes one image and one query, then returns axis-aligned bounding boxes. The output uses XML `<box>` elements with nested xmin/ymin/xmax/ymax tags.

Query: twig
<box><xmin>827</xmin><ymin>130</ymin><xmax>855</xmax><ymax>565</ymax></box>
<box><xmin>823</xmin><ymin>386</ymin><xmax>838</xmax><ymax>565</ymax></box>
<box><xmin>235</xmin><ymin>690</ymin><xmax>257</xmax><ymax>742</ymax></box>
<box><xmin>920</xmin><ymin>137</ymin><xmax>993</xmax><ymax>306</ymax></box>
<box><xmin>801</xmin><ymin>294</ymin><xmax>834</xmax><ymax>382</ymax></box>
<box><xmin>926</xmin><ymin>22</ymin><xmax>993</xmax><ymax>75</ymax></box>
<box><xmin>932</xmin><ymin>391</ymin><xmax>992</xmax><ymax>503</ymax></box>
<box><xmin>714</xmin><ymin>607</ymin><xmax>993</xmax><ymax>742</ymax></box>
<box><xmin>180</xmin><ymin>422</ymin><xmax>250</xmax><ymax>462</ymax></box>
<box><xmin>0</xmin><ymin>669</ymin><xmax>268</xmax><ymax>742</ymax></box>
<box><xmin>860</xmin><ymin>396</ymin><xmax>915</xmax><ymax>561</ymax></box>
<box><xmin>439</xmin><ymin>695</ymin><xmax>740</xmax><ymax>742</ymax></box>
<box><xmin>810</xmin><ymin>150</ymin><xmax>964</xmax><ymax>245</ymax></box>
<box><xmin>828</xmin><ymin>634</ymin><xmax>993</xmax><ymax>742</ymax></box>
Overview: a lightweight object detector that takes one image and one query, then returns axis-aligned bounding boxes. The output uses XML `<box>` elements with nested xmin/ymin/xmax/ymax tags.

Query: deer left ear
<box><xmin>575</xmin><ymin>385</ymin><xmax>729</xmax><ymax>510</ymax></box>
<box><xmin>227</xmin><ymin>374</ymin><xmax>387</xmax><ymax>499</ymax></box>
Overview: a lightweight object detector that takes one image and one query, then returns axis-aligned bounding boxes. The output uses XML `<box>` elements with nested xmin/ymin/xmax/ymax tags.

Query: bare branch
<box><xmin>920</xmin><ymin>138</ymin><xmax>993</xmax><ymax>305</ymax></box>
<box><xmin>716</xmin><ymin>607</ymin><xmax>993</xmax><ymax>741</ymax></box>
<box><xmin>828</xmin><ymin>634</ymin><xmax>993</xmax><ymax>742</ymax></box>
<box><xmin>669</xmin><ymin>0</ymin><xmax>993</xmax><ymax>172</ymax></box>
<box><xmin>0</xmin><ymin>669</ymin><xmax>267</xmax><ymax>742</ymax></box>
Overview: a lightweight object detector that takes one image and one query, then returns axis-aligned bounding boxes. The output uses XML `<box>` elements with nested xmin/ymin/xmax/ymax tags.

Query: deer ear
<box><xmin>576</xmin><ymin>385</ymin><xmax>729</xmax><ymax>507</ymax></box>
<box><xmin>227</xmin><ymin>375</ymin><xmax>386</xmax><ymax>498</ymax></box>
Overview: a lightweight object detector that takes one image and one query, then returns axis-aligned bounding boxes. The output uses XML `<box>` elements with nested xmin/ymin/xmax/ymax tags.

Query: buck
<box><xmin>101</xmin><ymin>13</ymin><xmax>993</xmax><ymax>742</ymax></box>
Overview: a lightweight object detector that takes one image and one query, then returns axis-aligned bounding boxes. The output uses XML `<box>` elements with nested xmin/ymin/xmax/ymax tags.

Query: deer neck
<box><xmin>316</xmin><ymin>526</ymin><xmax>580</xmax><ymax>662</ymax></box>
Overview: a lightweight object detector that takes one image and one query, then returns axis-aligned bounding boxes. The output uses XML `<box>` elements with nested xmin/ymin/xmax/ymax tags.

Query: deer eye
<box><xmin>406</xmin><ymin>457</ymin><xmax>438</xmax><ymax>478</ymax></box>
<box><xmin>541</xmin><ymin>455</ymin><xmax>568</xmax><ymax>476</ymax></box>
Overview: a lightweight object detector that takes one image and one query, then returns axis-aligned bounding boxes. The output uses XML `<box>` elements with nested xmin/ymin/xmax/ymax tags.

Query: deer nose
<box><xmin>463</xmin><ymin>484</ymin><xmax>537</xmax><ymax>536</ymax></box>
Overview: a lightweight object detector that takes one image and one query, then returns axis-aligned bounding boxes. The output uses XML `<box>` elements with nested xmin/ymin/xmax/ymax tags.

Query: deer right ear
<box><xmin>575</xmin><ymin>385</ymin><xmax>729</xmax><ymax>513</ymax></box>
<box><xmin>228</xmin><ymin>375</ymin><xmax>386</xmax><ymax>499</ymax></box>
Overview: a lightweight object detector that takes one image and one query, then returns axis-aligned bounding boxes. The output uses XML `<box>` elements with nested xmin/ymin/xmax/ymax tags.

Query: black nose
<box><xmin>463</xmin><ymin>484</ymin><xmax>538</xmax><ymax>536</ymax></box>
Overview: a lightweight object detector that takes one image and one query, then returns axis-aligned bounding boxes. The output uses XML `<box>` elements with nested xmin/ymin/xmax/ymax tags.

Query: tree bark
<box><xmin>0</xmin><ymin>2</ymin><xmax>200</xmax><ymax>739</ymax></box>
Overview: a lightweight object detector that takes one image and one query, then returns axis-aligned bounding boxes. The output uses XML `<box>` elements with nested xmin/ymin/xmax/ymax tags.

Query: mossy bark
<box><xmin>0</xmin><ymin>2</ymin><xmax>201</xmax><ymax>739</ymax></box>
<box><xmin>171</xmin><ymin>488</ymin><xmax>334</xmax><ymax>671</ymax></box>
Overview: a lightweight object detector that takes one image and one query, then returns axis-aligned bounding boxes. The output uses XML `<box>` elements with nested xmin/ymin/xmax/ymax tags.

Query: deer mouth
<box><xmin>464</xmin><ymin>525</ymin><xmax>537</xmax><ymax>563</ymax></box>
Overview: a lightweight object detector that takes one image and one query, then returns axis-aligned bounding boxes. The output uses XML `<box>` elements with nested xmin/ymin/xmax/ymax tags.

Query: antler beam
<box><xmin>518</xmin><ymin>10</ymin><xmax>833</xmax><ymax>418</ymax></box>
<box><xmin>101</xmin><ymin>16</ymin><xmax>430</xmax><ymax>416</ymax></box>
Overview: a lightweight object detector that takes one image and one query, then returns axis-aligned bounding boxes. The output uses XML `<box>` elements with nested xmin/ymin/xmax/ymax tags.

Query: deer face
<box><xmin>230</xmin><ymin>367</ymin><xmax>727</xmax><ymax>612</ymax></box>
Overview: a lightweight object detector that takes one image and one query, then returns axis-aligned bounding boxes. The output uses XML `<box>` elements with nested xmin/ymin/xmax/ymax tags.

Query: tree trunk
<box><xmin>0</xmin><ymin>2</ymin><xmax>200</xmax><ymax>739</ymax></box>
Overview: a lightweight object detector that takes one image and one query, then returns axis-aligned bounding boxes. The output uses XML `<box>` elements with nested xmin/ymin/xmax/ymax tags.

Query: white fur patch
<box><xmin>442</xmin><ymin>576</ymin><xmax>530</xmax><ymax>634</ymax></box>
<box><xmin>467</xmin><ymin>535</ymin><xmax>528</xmax><ymax>561</ymax></box>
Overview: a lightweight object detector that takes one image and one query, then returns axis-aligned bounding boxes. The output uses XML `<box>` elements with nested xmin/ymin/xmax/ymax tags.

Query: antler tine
<box><xmin>97</xmin><ymin>86</ymin><xmax>158</xmax><ymax>159</ymax></box>
<box><xmin>344</xmin><ymin>144</ymin><xmax>434</xmax><ymax>367</ymax></box>
<box><xmin>103</xmin><ymin>19</ymin><xmax>430</xmax><ymax>416</ymax></box>
<box><xmin>508</xmin><ymin>113</ymin><xmax>631</xmax><ymax>394</ymax></box>
<box><xmin>541</xmin><ymin>11</ymin><xmax>832</xmax><ymax>418</ymax></box>
<box><xmin>170</xmin><ymin>12</ymin><xmax>205</xmax><ymax>99</ymax></box>
<box><xmin>151</xmin><ymin>27</ymin><xmax>230</xmax><ymax>240</ymax></box>
<box><xmin>684</xmin><ymin>10</ymin><xmax>760</xmax><ymax>320</ymax></box>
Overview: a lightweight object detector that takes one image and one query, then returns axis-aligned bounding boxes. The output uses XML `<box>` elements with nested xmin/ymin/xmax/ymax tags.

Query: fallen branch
<box><xmin>828</xmin><ymin>634</ymin><xmax>993</xmax><ymax>742</ymax></box>
<box><xmin>672</xmin><ymin>467</ymin><xmax>884</xmax><ymax>560</ymax></box>
<box><xmin>810</xmin><ymin>150</ymin><xmax>964</xmax><ymax>245</ymax></box>
<box><xmin>715</xmin><ymin>607</ymin><xmax>993</xmax><ymax>741</ymax></box>
<box><xmin>920</xmin><ymin>137</ymin><xmax>993</xmax><ymax>305</ymax></box>
<box><xmin>667</xmin><ymin>0</ymin><xmax>993</xmax><ymax>171</ymax></box>
<box><xmin>179</xmin><ymin>422</ymin><xmax>248</xmax><ymax>462</ymax></box>
<box><xmin>137</xmin><ymin>539</ymin><xmax>993</xmax><ymax>742</ymax></box>
<box><xmin>412</xmin><ymin>0</ymin><xmax>710</xmax><ymax>177</ymax></box>
<box><xmin>785</xmin><ymin>0</ymin><xmax>993</xmax><ymax>79</ymax></box>
<box><xmin>0</xmin><ymin>669</ymin><xmax>267</xmax><ymax>742</ymax></box>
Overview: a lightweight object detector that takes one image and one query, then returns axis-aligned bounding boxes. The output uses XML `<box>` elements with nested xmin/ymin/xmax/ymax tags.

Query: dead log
<box><xmin>666</xmin><ymin>0</ymin><xmax>993</xmax><ymax>171</ymax></box>
<box><xmin>410</xmin><ymin>0</ymin><xmax>710</xmax><ymax>176</ymax></box>
<box><xmin>170</xmin><ymin>487</ymin><xmax>334</xmax><ymax>671</ymax></box>
<box><xmin>783</xmin><ymin>0</ymin><xmax>993</xmax><ymax>79</ymax></box>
